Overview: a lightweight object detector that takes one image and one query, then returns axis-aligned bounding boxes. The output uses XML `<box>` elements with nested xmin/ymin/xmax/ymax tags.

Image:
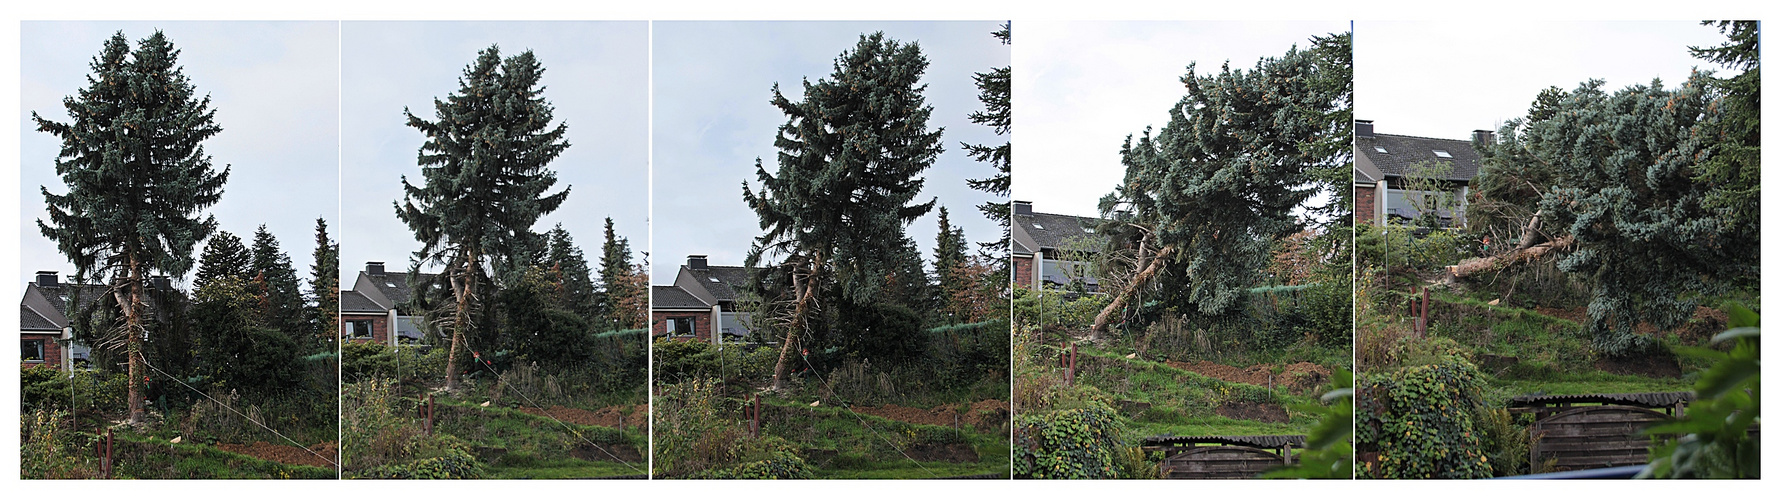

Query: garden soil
<box><xmin>1166</xmin><ymin>360</ymin><xmax>1332</xmax><ymax>395</ymax></box>
<box><xmin>517</xmin><ymin>404</ymin><xmax>647</xmax><ymax>430</ymax></box>
<box><xmin>217</xmin><ymin>441</ymin><xmax>336</xmax><ymax>469</ymax></box>
<box><xmin>849</xmin><ymin>400</ymin><xmax>1009</xmax><ymax>430</ymax></box>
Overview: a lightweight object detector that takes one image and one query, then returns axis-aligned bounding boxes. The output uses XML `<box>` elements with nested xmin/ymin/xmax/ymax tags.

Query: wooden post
<box><xmin>104</xmin><ymin>427</ymin><xmax>113</xmax><ymax>479</ymax></box>
<box><xmin>1420</xmin><ymin>287</ymin><xmax>1431</xmax><ymax>337</ymax></box>
<box><xmin>751</xmin><ymin>393</ymin><xmax>762</xmax><ymax>438</ymax></box>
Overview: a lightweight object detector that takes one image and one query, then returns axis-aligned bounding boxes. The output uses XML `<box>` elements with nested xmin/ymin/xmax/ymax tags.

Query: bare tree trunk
<box><xmin>1514</xmin><ymin>210</ymin><xmax>1546</xmax><ymax>251</ymax></box>
<box><xmin>771</xmin><ymin>255</ymin><xmax>821</xmax><ymax>392</ymax></box>
<box><xmin>119</xmin><ymin>254</ymin><xmax>147</xmax><ymax>425</ymax></box>
<box><xmin>1450</xmin><ymin>236</ymin><xmax>1573</xmax><ymax>279</ymax></box>
<box><xmin>445</xmin><ymin>250</ymin><xmax>475</xmax><ymax>392</ymax></box>
<box><xmin>1091</xmin><ymin>245</ymin><xmax>1175</xmax><ymax>335</ymax></box>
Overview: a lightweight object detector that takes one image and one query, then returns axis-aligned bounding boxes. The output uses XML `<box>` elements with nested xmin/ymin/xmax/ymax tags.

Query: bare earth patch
<box><xmin>1214</xmin><ymin>401</ymin><xmax>1289</xmax><ymax>423</ymax></box>
<box><xmin>517</xmin><ymin>404</ymin><xmax>647</xmax><ymax>430</ymax></box>
<box><xmin>217</xmin><ymin>441</ymin><xmax>336</xmax><ymax>469</ymax></box>
<box><xmin>849</xmin><ymin>400</ymin><xmax>1009</xmax><ymax>430</ymax></box>
<box><xmin>1166</xmin><ymin>360</ymin><xmax>1332</xmax><ymax>396</ymax></box>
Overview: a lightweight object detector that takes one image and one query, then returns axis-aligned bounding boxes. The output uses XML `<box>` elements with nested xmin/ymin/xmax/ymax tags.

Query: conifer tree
<box><xmin>595</xmin><ymin>217</ymin><xmax>641</xmax><ymax>330</ymax></box>
<box><xmin>1090</xmin><ymin>34</ymin><xmax>1350</xmax><ymax>334</ymax></box>
<box><xmin>250</xmin><ymin>225</ymin><xmax>306</xmax><ymax>337</ymax></box>
<box><xmin>397</xmin><ymin>45</ymin><xmax>570</xmax><ymax>390</ymax></box>
<box><xmin>310</xmin><ymin>218</ymin><xmax>339</xmax><ymax>346</ymax></box>
<box><xmin>742</xmin><ymin>32</ymin><xmax>944</xmax><ymax>389</ymax></box>
<box><xmin>544</xmin><ymin>224</ymin><xmax>600</xmax><ymax>326</ymax></box>
<box><xmin>964</xmin><ymin>23</ymin><xmax>1012</xmax><ymax>282</ymax></box>
<box><xmin>932</xmin><ymin>207</ymin><xmax>970</xmax><ymax>321</ymax></box>
<box><xmin>34</xmin><ymin>31</ymin><xmax>229</xmax><ymax>423</ymax></box>
<box><xmin>196</xmin><ymin>231</ymin><xmax>252</xmax><ymax>291</ymax></box>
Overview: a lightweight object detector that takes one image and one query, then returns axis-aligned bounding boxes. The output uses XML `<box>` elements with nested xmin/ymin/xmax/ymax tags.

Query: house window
<box><xmin>667</xmin><ymin>316</ymin><xmax>696</xmax><ymax>337</ymax></box>
<box><xmin>22</xmin><ymin>339</ymin><xmax>45</xmax><ymax>362</ymax></box>
<box><xmin>342</xmin><ymin>319</ymin><xmax>374</xmax><ymax>339</ymax></box>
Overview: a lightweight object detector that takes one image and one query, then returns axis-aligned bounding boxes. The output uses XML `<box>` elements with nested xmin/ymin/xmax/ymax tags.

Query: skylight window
<box><xmin>1082</xmin><ymin>226</ymin><xmax>1095</xmax><ymax>233</ymax></box>
<box><xmin>1375</xmin><ymin>146</ymin><xmax>1388</xmax><ymax>153</ymax></box>
<box><xmin>1033</xmin><ymin>223</ymin><xmax>1045</xmax><ymax>230</ymax></box>
<box><xmin>708</xmin><ymin>277</ymin><xmax>720</xmax><ymax>283</ymax></box>
<box><xmin>1433</xmin><ymin>150</ymin><xmax>1452</xmax><ymax>158</ymax></box>
<box><xmin>385</xmin><ymin>283</ymin><xmax>396</xmax><ymax>287</ymax></box>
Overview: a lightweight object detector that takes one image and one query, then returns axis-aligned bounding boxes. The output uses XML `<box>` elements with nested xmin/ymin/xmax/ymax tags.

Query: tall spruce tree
<box><xmin>594</xmin><ymin>217</ymin><xmax>641</xmax><ymax>330</ymax></box>
<box><xmin>963</xmin><ymin>23</ymin><xmax>1012</xmax><ymax>281</ymax></box>
<box><xmin>1090</xmin><ymin>34</ymin><xmax>1350</xmax><ymax>334</ymax></box>
<box><xmin>742</xmin><ymin>32</ymin><xmax>944</xmax><ymax>389</ymax></box>
<box><xmin>397</xmin><ymin>45</ymin><xmax>570</xmax><ymax>390</ymax></box>
<box><xmin>34</xmin><ymin>31</ymin><xmax>228</xmax><ymax>423</ymax></box>
<box><xmin>310</xmin><ymin>218</ymin><xmax>339</xmax><ymax>346</ymax></box>
<box><xmin>249</xmin><ymin>225</ymin><xmax>307</xmax><ymax>337</ymax></box>
<box><xmin>196</xmin><ymin>231</ymin><xmax>252</xmax><ymax>291</ymax></box>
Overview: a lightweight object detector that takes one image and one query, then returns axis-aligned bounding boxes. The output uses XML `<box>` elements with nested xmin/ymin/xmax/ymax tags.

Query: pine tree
<box><xmin>544</xmin><ymin>224</ymin><xmax>600</xmax><ymax>326</ymax></box>
<box><xmin>196</xmin><ymin>231</ymin><xmax>252</xmax><ymax>291</ymax></box>
<box><xmin>963</xmin><ymin>23</ymin><xmax>1012</xmax><ymax>281</ymax></box>
<box><xmin>595</xmin><ymin>217</ymin><xmax>641</xmax><ymax>330</ymax></box>
<box><xmin>310</xmin><ymin>218</ymin><xmax>339</xmax><ymax>347</ymax></box>
<box><xmin>33</xmin><ymin>31</ymin><xmax>229</xmax><ymax>423</ymax></box>
<box><xmin>249</xmin><ymin>225</ymin><xmax>306</xmax><ymax>337</ymax></box>
<box><xmin>1090</xmin><ymin>35</ymin><xmax>1349</xmax><ymax>334</ymax></box>
<box><xmin>1476</xmin><ymin>74</ymin><xmax>1757</xmax><ymax>356</ymax></box>
<box><xmin>932</xmin><ymin>207</ymin><xmax>970</xmax><ymax>322</ymax></box>
<box><xmin>741</xmin><ymin>32</ymin><xmax>944</xmax><ymax>389</ymax></box>
<box><xmin>396</xmin><ymin>45</ymin><xmax>570</xmax><ymax>390</ymax></box>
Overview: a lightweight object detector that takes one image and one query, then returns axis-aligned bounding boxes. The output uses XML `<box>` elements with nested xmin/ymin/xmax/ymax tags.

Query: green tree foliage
<box><xmin>741</xmin><ymin>32</ymin><xmax>943</xmax><ymax>389</ymax></box>
<box><xmin>1641</xmin><ymin>304</ymin><xmax>1760</xmax><ymax>479</ymax></box>
<box><xmin>196</xmin><ymin>231</ymin><xmax>252</xmax><ymax>291</ymax></box>
<box><xmin>1093</xmin><ymin>33</ymin><xmax>1351</xmax><ymax>331</ymax></box>
<box><xmin>310</xmin><ymin>218</ymin><xmax>340</xmax><ymax>344</ymax></box>
<box><xmin>500</xmin><ymin>267</ymin><xmax>594</xmax><ymax>368</ymax></box>
<box><xmin>396</xmin><ymin>44</ymin><xmax>570</xmax><ymax>390</ymax></box>
<box><xmin>1477</xmin><ymin>73</ymin><xmax>1757</xmax><ymax>355</ymax></box>
<box><xmin>249</xmin><ymin>225</ymin><xmax>308</xmax><ymax>338</ymax></box>
<box><xmin>594</xmin><ymin>217</ymin><xmax>643</xmax><ymax>329</ymax></box>
<box><xmin>1262</xmin><ymin>368</ymin><xmax>1354</xmax><ymax>479</ymax></box>
<box><xmin>931</xmin><ymin>207</ymin><xmax>971</xmax><ymax>321</ymax></box>
<box><xmin>964</xmin><ymin>23</ymin><xmax>1012</xmax><ymax>271</ymax></box>
<box><xmin>543</xmin><ymin>223</ymin><xmax>600</xmax><ymax>324</ymax></box>
<box><xmin>33</xmin><ymin>30</ymin><xmax>229</xmax><ymax>423</ymax></box>
<box><xmin>1687</xmin><ymin>21</ymin><xmax>1759</xmax><ymax>229</ymax></box>
<box><xmin>1012</xmin><ymin>401</ymin><xmax>1125</xmax><ymax>479</ymax></box>
<box><xmin>191</xmin><ymin>276</ymin><xmax>301</xmax><ymax>398</ymax></box>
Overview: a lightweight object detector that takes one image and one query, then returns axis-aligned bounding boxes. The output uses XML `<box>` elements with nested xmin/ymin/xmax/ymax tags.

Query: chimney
<box><xmin>1013</xmin><ymin>201</ymin><xmax>1033</xmax><ymax>216</ymax></box>
<box><xmin>687</xmin><ymin>255</ymin><xmax>708</xmax><ymax>270</ymax></box>
<box><xmin>366</xmin><ymin>262</ymin><xmax>386</xmax><ymax>275</ymax></box>
<box><xmin>1473</xmin><ymin>129</ymin><xmax>1496</xmax><ymax>146</ymax></box>
<box><xmin>35</xmin><ymin>271</ymin><xmax>59</xmax><ymax>287</ymax></box>
<box><xmin>1356</xmin><ymin>120</ymin><xmax>1374</xmax><ymax>139</ymax></box>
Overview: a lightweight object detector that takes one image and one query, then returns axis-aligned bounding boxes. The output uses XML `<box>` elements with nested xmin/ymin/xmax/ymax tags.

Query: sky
<box><xmin>1356</xmin><ymin>21</ymin><xmax>1738</xmax><ymax>141</ymax></box>
<box><xmin>339</xmin><ymin>22</ymin><xmax>650</xmax><ymax>284</ymax></box>
<box><xmin>651</xmin><ymin>21</ymin><xmax>1009</xmax><ymax>283</ymax></box>
<box><xmin>19</xmin><ymin>21</ymin><xmax>340</xmax><ymax>286</ymax></box>
<box><xmin>1014</xmin><ymin>21</ymin><xmax>1352</xmax><ymax>220</ymax></box>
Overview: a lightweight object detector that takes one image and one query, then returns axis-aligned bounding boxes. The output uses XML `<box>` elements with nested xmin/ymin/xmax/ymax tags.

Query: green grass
<box><xmin>427</xmin><ymin>397</ymin><xmax>646</xmax><ymax>478</ymax></box>
<box><xmin>756</xmin><ymin>398</ymin><xmax>1009</xmax><ymax>479</ymax></box>
<box><xmin>105</xmin><ymin>430</ymin><xmax>336</xmax><ymax>479</ymax></box>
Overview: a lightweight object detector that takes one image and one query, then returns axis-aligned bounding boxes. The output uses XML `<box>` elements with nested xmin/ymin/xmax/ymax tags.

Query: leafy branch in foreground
<box><xmin>1639</xmin><ymin>303</ymin><xmax>1760</xmax><ymax>479</ymax></box>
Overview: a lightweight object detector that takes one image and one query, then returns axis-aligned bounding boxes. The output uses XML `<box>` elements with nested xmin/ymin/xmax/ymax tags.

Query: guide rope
<box><xmin>139</xmin><ymin>355</ymin><xmax>340</xmax><ymax>467</ymax></box>
<box><xmin>458</xmin><ymin>336</ymin><xmax>645</xmax><ymax>474</ymax></box>
<box><xmin>795</xmin><ymin>352</ymin><xmax>940</xmax><ymax>478</ymax></box>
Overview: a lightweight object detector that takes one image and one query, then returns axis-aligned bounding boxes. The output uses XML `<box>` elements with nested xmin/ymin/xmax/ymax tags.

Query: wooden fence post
<box><xmin>751</xmin><ymin>393</ymin><xmax>762</xmax><ymax>438</ymax></box>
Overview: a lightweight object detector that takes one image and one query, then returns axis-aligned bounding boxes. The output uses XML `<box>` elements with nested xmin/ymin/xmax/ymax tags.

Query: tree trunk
<box><xmin>445</xmin><ymin>251</ymin><xmax>475</xmax><ymax>392</ymax></box>
<box><xmin>120</xmin><ymin>254</ymin><xmax>146</xmax><ymax>425</ymax></box>
<box><xmin>1449</xmin><ymin>236</ymin><xmax>1573</xmax><ymax>279</ymax></box>
<box><xmin>771</xmin><ymin>256</ymin><xmax>821</xmax><ymax>392</ymax></box>
<box><xmin>1090</xmin><ymin>245</ymin><xmax>1175</xmax><ymax>335</ymax></box>
<box><xmin>1514</xmin><ymin>210</ymin><xmax>1546</xmax><ymax>251</ymax></box>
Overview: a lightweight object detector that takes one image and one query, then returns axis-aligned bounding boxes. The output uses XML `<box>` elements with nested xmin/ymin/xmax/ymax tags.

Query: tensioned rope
<box><xmin>456</xmin><ymin>335</ymin><xmax>645</xmax><ymax>475</ymax></box>
<box><xmin>139</xmin><ymin>355</ymin><xmax>341</xmax><ymax>467</ymax></box>
<box><xmin>793</xmin><ymin>352</ymin><xmax>940</xmax><ymax>478</ymax></box>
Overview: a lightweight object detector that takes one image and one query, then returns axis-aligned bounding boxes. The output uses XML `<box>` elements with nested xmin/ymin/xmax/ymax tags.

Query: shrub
<box><xmin>21</xmin><ymin>408</ymin><xmax>94</xmax><ymax>479</ymax></box>
<box><xmin>832</xmin><ymin>301</ymin><xmax>926</xmax><ymax>364</ymax></box>
<box><xmin>1013</xmin><ymin>401</ymin><xmax>1125</xmax><ymax>479</ymax></box>
<box><xmin>1013</xmin><ymin>287</ymin><xmax>1109</xmax><ymax>332</ymax></box>
<box><xmin>1356</xmin><ymin>356</ymin><xmax>1492</xmax><ymax>479</ymax></box>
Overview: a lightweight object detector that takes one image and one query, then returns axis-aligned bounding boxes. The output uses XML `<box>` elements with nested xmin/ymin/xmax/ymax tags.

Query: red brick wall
<box><xmin>341</xmin><ymin>313</ymin><xmax>389</xmax><ymax>344</ymax></box>
<box><xmin>1013</xmin><ymin>255</ymin><xmax>1035</xmax><ymax>289</ymax></box>
<box><xmin>652</xmin><ymin>311</ymin><xmax>711</xmax><ymax>342</ymax></box>
<box><xmin>1355</xmin><ymin>185</ymin><xmax>1377</xmax><ymax>225</ymax></box>
<box><xmin>21</xmin><ymin>333</ymin><xmax>62</xmax><ymax>370</ymax></box>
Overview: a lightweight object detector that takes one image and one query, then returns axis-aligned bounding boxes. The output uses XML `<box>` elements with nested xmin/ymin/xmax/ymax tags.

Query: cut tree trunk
<box><xmin>1090</xmin><ymin>245</ymin><xmax>1175</xmax><ymax>336</ymax></box>
<box><xmin>119</xmin><ymin>255</ymin><xmax>146</xmax><ymax>425</ymax></box>
<box><xmin>445</xmin><ymin>251</ymin><xmax>476</xmax><ymax>392</ymax></box>
<box><xmin>771</xmin><ymin>256</ymin><xmax>821</xmax><ymax>392</ymax></box>
<box><xmin>1449</xmin><ymin>236</ymin><xmax>1573</xmax><ymax>280</ymax></box>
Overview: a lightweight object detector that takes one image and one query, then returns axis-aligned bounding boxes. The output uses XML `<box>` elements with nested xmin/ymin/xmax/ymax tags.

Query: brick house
<box><xmin>1354</xmin><ymin>120</ymin><xmax>1489</xmax><ymax>227</ymax></box>
<box><xmin>650</xmin><ymin>255</ymin><xmax>759</xmax><ymax>343</ymax></box>
<box><xmin>1011</xmin><ymin>201</ymin><xmax>1109</xmax><ymax>291</ymax></box>
<box><xmin>340</xmin><ymin>261</ymin><xmax>433</xmax><ymax>345</ymax></box>
<box><xmin>19</xmin><ymin>271</ymin><xmax>152</xmax><ymax>371</ymax></box>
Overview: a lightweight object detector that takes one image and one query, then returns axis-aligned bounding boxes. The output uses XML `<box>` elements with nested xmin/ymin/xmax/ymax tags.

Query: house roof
<box><xmin>1013</xmin><ymin>211</ymin><xmax>1108</xmax><ymax>251</ymax></box>
<box><xmin>340</xmin><ymin>290</ymin><xmax>385</xmax><ymax>313</ymax></box>
<box><xmin>651</xmin><ymin>285</ymin><xmax>709</xmax><ymax>310</ymax></box>
<box><xmin>21</xmin><ymin>305</ymin><xmax>61</xmax><ymax>332</ymax></box>
<box><xmin>681</xmin><ymin>265</ymin><xmax>752</xmax><ymax>302</ymax></box>
<box><xmin>353</xmin><ymin>269</ymin><xmax>438</xmax><ymax>310</ymax></box>
<box><xmin>1355</xmin><ymin>132</ymin><xmax>1482</xmax><ymax>182</ymax></box>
